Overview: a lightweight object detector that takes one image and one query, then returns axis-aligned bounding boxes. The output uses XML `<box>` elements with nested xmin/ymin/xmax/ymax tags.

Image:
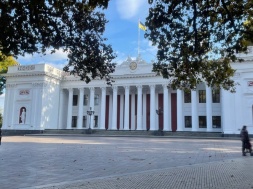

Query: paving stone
<box><xmin>0</xmin><ymin>136</ymin><xmax>250</xmax><ymax>189</ymax></box>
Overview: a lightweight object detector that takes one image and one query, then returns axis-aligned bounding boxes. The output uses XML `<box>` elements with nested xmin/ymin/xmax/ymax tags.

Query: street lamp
<box><xmin>156</xmin><ymin>107</ymin><xmax>163</xmax><ymax>131</ymax></box>
<box><xmin>87</xmin><ymin>107</ymin><xmax>94</xmax><ymax>134</ymax></box>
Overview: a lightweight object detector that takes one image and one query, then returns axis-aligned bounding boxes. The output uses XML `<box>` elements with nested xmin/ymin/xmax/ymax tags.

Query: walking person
<box><xmin>240</xmin><ymin>125</ymin><xmax>251</xmax><ymax>156</ymax></box>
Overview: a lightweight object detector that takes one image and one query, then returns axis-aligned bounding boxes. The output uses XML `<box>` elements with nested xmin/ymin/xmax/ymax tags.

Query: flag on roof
<box><xmin>139</xmin><ymin>22</ymin><xmax>146</xmax><ymax>31</ymax></box>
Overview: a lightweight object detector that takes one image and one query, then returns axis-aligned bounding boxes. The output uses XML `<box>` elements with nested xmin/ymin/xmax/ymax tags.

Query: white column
<box><xmin>100</xmin><ymin>87</ymin><xmax>106</xmax><ymax>129</ymax></box>
<box><xmin>67</xmin><ymin>88</ymin><xmax>73</xmax><ymax>129</ymax></box>
<box><xmin>112</xmin><ymin>86</ymin><xmax>118</xmax><ymax>130</ymax></box>
<box><xmin>206</xmin><ymin>86</ymin><xmax>212</xmax><ymax>132</ymax></box>
<box><xmin>58</xmin><ymin>89</ymin><xmax>64</xmax><ymax>129</ymax></box>
<box><xmin>109</xmin><ymin>93</ymin><xmax>113</xmax><ymax>129</ymax></box>
<box><xmin>150</xmin><ymin>85</ymin><xmax>156</xmax><ymax>130</ymax></box>
<box><xmin>142</xmin><ymin>92</ymin><xmax>147</xmax><ymax>131</ymax></box>
<box><xmin>2</xmin><ymin>86</ymin><xmax>10</xmax><ymax>129</ymax></box>
<box><xmin>89</xmin><ymin>87</ymin><xmax>95</xmax><ymax>129</ymax></box>
<box><xmin>131</xmin><ymin>93</ymin><xmax>136</xmax><ymax>130</ymax></box>
<box><xmin>168</xmin><ymin>89</ymin><xmax>172</xmax><ymax>131</ymax></box>
<box><xmin>177</xmin><ymin>89</ymin><xmax>183</xmax><ymax>131</ymax></box>
<box><xmin>120</xmin><ymin>94</ymin><xmax>124</xmax><ymax>130</ymax></box>
<box><xmin>163</xmin><ymin>85</ymin><xmax>169</xmax><ymax>131</ymax></box>
<box><xmin>77</xmin><ymin>88</ymin><xmax>84</xmax><ymax>129</ymax></box>
<box><xmin>124</xmin><ymin>86</ymin><xmax>130</xmax><ymax>130</ymax></box>
<box><xmin>191</xmin><ymin>90</ymin><xmax>198</xmax><ymax>131</ymax></box>
<box><xmin>137</xmin><ymin>85</ymin><xmax>143</xmax><ymax>130</ymax></box>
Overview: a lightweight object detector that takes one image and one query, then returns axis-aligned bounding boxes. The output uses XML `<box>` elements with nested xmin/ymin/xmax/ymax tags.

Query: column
<box><xmin>124</xmin><ymin>86</ymin><xmax>130</xmax><ymax>130</ymax></box>
<box><xmin>206</xmin><ymin>86</ymin><xmax>212</xmax><ymax>132</ymax></box>
<box><xmin>109</xmin><ymin>93</ymin><xmax>113</xmax><ymax>129</ymax></box>
<box><xmin>191</xmin><ymin>90</ymin><xmax>198</xmax><ymax>131</ymax></box>
<box><xmin>120</xmin><ymin>94</ymin><xmax>124</xmax><ymax>130</ymax></box>
<box><xmin>163</xmin><ymin>85</ymin><xmax>169</xmax><ymax>131</ymax></box>
<box><xmin>131</xmin><ymin>92</ymin><xmax>135</xmax><ymax>130</ymax></box>
<box><xmin>89</xmin><ymin>87</ymin><xmax>95</xmax><ymax>129</ymax></box>
<box><xmin>177</xmin><ymin>89</ymin><xmax>183</xmax><ymax>131</ymax></box>
<box><xmin>77</xmin><ymin>88</ymin><xmax>84</xmax><ymax>129</ymax></box>
<box><xmin>150</xmin><ymin>85</ymin><xmax>156</xmax><ymax>130</ymax></box>
<box><xmin>168</xmin><ymin>88</ymin><xmax>172</xmax><ymax>131</ymax></box>
<box><xmin>111</xmin><ymin>86</ymin><xmax>118</xmax><ymax>130</ymax></box>
<box><xmin>100</xmin><ymin>87</ymin><xmax>106</xmax><ymax>129</ymax></box>
<box><xmin>137</xmin><ymin>85</ymin><xmax>143</xmax><ymax>130</ymax></box>
<box><xmin>2</xmin><ymin>86</ymin><xmax>10</xmax><ymax>129</ymax></box>
<box><xmin>67</xmin><ymin>88</ymin><xmax>73</xmax><ymax>129</ymax></box>
<box><xmin>58</xmin><ymin>89</ymin><xmax>64</xmax><ymax>129</ymax></box>
<box><xmin>142</xmin><ymin>91</ymin><xmax>147</xmax><ymax>130</ymax></box>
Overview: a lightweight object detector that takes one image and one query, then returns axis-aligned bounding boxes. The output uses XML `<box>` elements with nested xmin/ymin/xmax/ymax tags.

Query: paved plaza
<box><xmin>1</xmin><ymin>135</ymin><xmax>253</xmax><ymax>189</ymax></box>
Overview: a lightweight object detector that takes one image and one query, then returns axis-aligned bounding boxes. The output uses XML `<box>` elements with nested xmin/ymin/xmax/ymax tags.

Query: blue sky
<box><xmin>16</xmin><ymin>0</ymin><xmax>157</xmax><ymax>68</ymax></box>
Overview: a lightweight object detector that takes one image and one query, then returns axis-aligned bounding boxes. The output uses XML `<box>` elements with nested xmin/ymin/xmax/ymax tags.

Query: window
<box><xmin>72</xmin><ymin>116</ymin><xmax>77</xmax><ymax>128</ymax></box>
<box><xmin>84</xmin><ymin>95</ymin><xmax>88</xmax><ymax>106</ymax></box>
<box><xmin>94</xmin><ymin>94</ymin><xmax>99</xmax><ymax>105</ymax></box>
<box><xmin>185</xmin><ymin>116</ymin><xmax>192</xmax><ymax>128</ymax></box>
<box><xmin>94</xmin><ymin>116</ymin><xmax>98</xmax><ymax>128</ymax></box>
<box><xmin>212</xmin><ymin>89</ymin><xmax>220</xmax><ymax>103</ymax></box>
<box><xmin>82</xmin><ymin>116</ymin><xmax>87</xmax><ymax>128</ymax></box>
<box><xmin>73</xmin><ymin>95</ymin><xmax>78</xmax><ymax>106</ymax></box>
<box><xmin>212</xmin><ymin>116</ymin><xmax>221</xmax><ymax>128</ymax></box>
<box><xmin>184</xmin><ymin>91</ymin><xmax>191</xmax><ymax>103</ymax></box>
<box><xmin>199</xmin><ymin>116</ymin><xmax>207</xmax><ymax>128</ymax></box>
<box><xmin>199</xmin><ymin>90</ymin><xmax>206</xmax><ymax>103</ymax></box>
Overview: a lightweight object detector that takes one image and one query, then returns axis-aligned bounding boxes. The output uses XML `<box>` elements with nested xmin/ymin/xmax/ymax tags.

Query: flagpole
<box><xmin>138</xmin><ymin>19</ymin><xmax>140</xmax><ymax>58</ymax></box>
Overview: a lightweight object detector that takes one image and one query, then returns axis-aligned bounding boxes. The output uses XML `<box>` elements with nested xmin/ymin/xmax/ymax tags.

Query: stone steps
<box><xmin>42</xmin><ymin>129</ymin><xmax>224</xmax><ymax>138</ymax></box>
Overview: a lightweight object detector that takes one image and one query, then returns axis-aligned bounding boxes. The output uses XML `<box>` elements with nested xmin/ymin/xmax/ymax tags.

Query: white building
<box><xmin>3</xmin><ymin>49</ymin><xmax>253</xmax><ymax>135</ymax></box>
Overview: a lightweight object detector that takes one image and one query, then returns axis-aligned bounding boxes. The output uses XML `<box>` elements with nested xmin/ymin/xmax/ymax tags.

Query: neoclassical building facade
<box><xmin>3</xmin><ymin>50</ymin><xmax>253</xmax><ymax>134</ymax></box>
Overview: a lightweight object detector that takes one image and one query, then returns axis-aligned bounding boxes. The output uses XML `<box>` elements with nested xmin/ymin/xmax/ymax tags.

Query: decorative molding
<box><xmin>101</xmin><ymin>87</ymin><xmax>106</xmax><ymax>92</ymax></box>
<box><xmin>19</xmin><ymin>89</ymin><xmax>30</xmax><ymax>95</ymax></box>
<box><xmin>6</xmin><ymin>84</ymin><xmax>17</xmax><ymax>88</ymax></box>
<box><xmin>247</xmin><ymin>81</ymin><xmax>253</xmax><ymax>87</ymax></box>
<box><xmin>137</xmin><ymin>85</ymin><xmax>142</xmax><ymax>89</ymax></box>
<box><xmin>18</xmin><ymin>65</ymin><xmax>35</xmax><ymax>71</ymax></box>
<box><xmin>32</xmin><ymin>82</ymin><xmax>47</xmax><ymax>88</ymax></box>
<box><xmin>124</xmin><ymin>86</ymin><xmax>130</xmax><ymax>90</ymax></box>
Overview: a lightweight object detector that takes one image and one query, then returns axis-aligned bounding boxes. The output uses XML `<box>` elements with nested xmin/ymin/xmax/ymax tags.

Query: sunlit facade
<box><xmin>3</xmin><ymin>49</ymin><xmax>253</xmax><ymax>134</ymax></box>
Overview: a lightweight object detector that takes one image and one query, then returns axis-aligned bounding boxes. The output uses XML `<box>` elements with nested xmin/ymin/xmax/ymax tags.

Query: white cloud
<box><xmin>116</xmin><ymin>0</ymin><xmax>147</xmax><ymax>20</ymax></box>
<box><xmin>17</xmin><ymin>48</ymin><xmax>68</xmax><ymax>64</ymax></box>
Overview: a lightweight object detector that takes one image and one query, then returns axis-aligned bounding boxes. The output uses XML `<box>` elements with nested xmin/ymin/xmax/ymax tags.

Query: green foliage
<box><xmin>146</xmin><ymin>0</ymin><xmax>253</xmax><ymax>92</ymax></box>
<box><xmin>0</xmin><ymin>0</ymin><xmax>116</xmax><ymax>85</ymax></box>
<box><xmin>0</xmin><ymin>55</ymin><xmax>19</xmax><ymax>95</ymax></box>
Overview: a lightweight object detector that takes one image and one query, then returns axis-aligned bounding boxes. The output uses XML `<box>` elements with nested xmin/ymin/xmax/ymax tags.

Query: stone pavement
<box><xmin>0</xmin><ymin>136</ymin><xmax>253</xmax><ymax>189</ymax></box>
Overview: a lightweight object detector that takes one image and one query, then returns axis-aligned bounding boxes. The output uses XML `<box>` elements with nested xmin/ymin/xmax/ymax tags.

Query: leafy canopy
<box><xmin>0</xmin><ymin>0</ymin><xmax>115</xmax><ymax>85</ymax></box>
<box><xmin>146</xmin><ymin>0</ymin><xmax>253</xmax><ymax>92</ymax></box>
<box><xmin>0</xmin><ymin>54</ymin><xmax>19</xmax><ymax>95</ymax></box>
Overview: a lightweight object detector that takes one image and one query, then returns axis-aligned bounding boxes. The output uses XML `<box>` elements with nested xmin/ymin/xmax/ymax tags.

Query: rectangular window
<box><xmin>199</xmin><ymin>116</ymin><xmax>207</xmax><ymax>128</ymax></box>
<box><xmin>184</xmin><ymin>91</ymin><xmax>191</xmax><ymax>103</ymax></box>
<box><xmin>185</xmin><ymin>116</ymin><xmax>192</xmax><ymax>128</ymax></box>
<box><xmin>94</xmin><ymin>115</ymin><xmax>98</xmax><ymax>128</ymax></box>
<box><xmin>72</xmin><ymin>116</ymin><xmax>77</xmax><ymax>128</ymax></box>
<box><xmin>73</xmin><ymin>95</ymin><xmax>78</xmax><ymax>106</ymax></box>
<box><xmin>199</xmin><ymin>90</ymin><xmax>206</xmax><ymax>103</ymax></box>
<box><xmin>82</xmin><ymin>116</ymin><xmax>87</xmax><ymax>128</ymax></box>
<box><xmin>94</xmin><ymin>94</ymin><xmax>99</xmax><ymax>105</ymax></box>
<box><xmin>212</xmin><ymin>116</ymin><xmax>221</xmax><ymax>128</ymax></box>
<box><xmin>84</xmin><ymin>95</ymin><xmax>88</xmax><ymax>106</ymax></box>
<box><xmin>212</xmin><ymin>89</ymin><xmax>220</xmax><ymax>103</ymax></box>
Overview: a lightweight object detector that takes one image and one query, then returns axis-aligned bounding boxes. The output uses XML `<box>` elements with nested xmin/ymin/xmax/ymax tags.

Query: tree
<box><xmin>146</xmin><ymin>0</ymin><xmax>253</xmax><ymax>92</ymax></box>
<box><xmin>0</xmin><ymin>54</ymin><xmax>19</xmax><ymax>95</ymax></box>
<box><xmin>0</xmin><ymin>0</ymin><xmax>116</xmax><ymax>85</ymax></box>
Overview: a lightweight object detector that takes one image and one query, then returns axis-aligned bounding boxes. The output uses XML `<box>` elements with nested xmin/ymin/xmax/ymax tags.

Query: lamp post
<box><xmin>87</xmin><ymin>107</ymin><xmax>94</xmax><ymax>134</ymax></box>
<box><xmin>156</xmin><ymin>107</ymin><xmax>163</xmax><ymax>132</ymax></box>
